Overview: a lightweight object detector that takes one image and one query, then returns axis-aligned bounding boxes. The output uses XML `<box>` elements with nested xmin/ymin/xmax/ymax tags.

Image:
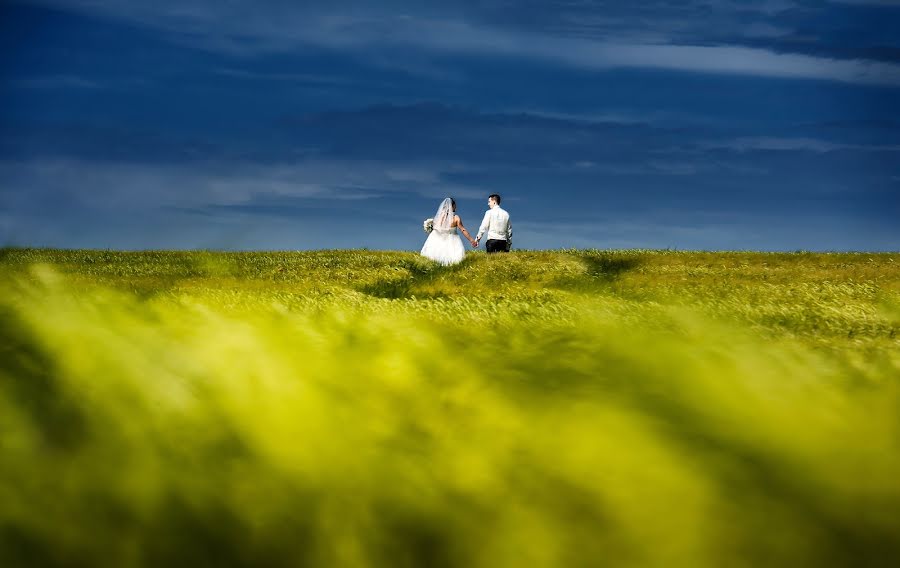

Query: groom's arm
<box><xmin>506</xmin><ymin>218</ymin><xmax>512</xmax><ymax>242</ymax></box>
<box><xmin>475</xmin><ymin>211</ymin><xmax>491</xmax><ymax>241</ymax></box>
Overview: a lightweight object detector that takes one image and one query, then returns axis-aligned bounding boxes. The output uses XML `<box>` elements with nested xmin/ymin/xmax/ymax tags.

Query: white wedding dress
<box><xmin>421</xmin><ymin>226</ymin><xmax>466</xmax><ymax>265</ymax></box>
<box><xmin>421</xmin><ymin>198</ymin><xmax>466</xmax><ymax>265</ymax></box>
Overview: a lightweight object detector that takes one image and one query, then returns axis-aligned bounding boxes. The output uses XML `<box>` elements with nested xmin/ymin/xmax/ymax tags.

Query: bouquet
<box><xmin>423</xmin><ymin>218</ymin><xmax>434</xmax><ymax>233</ymax></box>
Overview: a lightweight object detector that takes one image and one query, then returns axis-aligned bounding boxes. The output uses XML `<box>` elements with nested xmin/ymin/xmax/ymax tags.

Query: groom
<box><xmin>474</xmin><ymin>193</ymin><xmax>512</xmax><ymax>253</ymax></box>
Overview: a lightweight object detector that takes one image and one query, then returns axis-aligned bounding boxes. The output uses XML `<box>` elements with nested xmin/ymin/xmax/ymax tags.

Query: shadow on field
<box><xmin>580</xmin><ymin>254</ymin><xmax>643</xmax><ymax>282</ymax></box>
<box><xmin>358</xmin><ymin>256</ymin><xmax>475</xmax><ymax>299</ymax></box>
<box><xmin>0</xmin><ymin>307</ymin><xmax>88</xmax><ymax>451</ymax></box>
<box><xmin>360</xmin><ymin>252</ymin><xmax>646</xmax><ymax>298</ymax></box>
<box><xmin>546</xmin><ymin>253</ymin><xmax>645</xmax><ymax>293</ymax></box>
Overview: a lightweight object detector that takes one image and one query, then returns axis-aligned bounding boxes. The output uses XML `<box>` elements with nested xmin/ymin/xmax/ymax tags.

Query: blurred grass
<box><xmin>1</xmin><ymin>247</ymin><xmax>899</xmax><ymax>567</ymax></box>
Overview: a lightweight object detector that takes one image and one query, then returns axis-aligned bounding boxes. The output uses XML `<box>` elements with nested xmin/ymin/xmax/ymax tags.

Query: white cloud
<box><xmin>543</xmin><ymin>41</ymin><xmax>900</xmax><ymax>86</ymax></box>
<box><xmin>0</xmin><ymin>158</ymin><xmax>486</xmax><ymax>214</ymax></box>
<box><xmin>709</xmin><ymin>137</ymin><xmax>900</xmax><ymax>153</ymax></box>
<box><xmin>0</xmin><ymin>155</ymin><xmax>490</xmax><ymax>249</ymax></box>
<box><xmin>317</xmin><ymin>17</ymin><xmax>900</xmax><ymax>87</ymax></box>
<box><xmin>21</xmin><ymin>1</ymin><xmax>900</xmax><ymax>87</ymax></box>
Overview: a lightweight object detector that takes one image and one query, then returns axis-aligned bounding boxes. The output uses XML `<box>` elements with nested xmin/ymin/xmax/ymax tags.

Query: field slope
<box><xmin>2</xmin><ymin>248</ymin><xmax>899</xmax><ymax>567</ymax></box>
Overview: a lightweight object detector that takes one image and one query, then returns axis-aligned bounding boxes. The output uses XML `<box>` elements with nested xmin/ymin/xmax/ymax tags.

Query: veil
<box><xmin>432</xmin><ymin>198</ymin><xmax>454</xmax><ymax>233</ymax></box>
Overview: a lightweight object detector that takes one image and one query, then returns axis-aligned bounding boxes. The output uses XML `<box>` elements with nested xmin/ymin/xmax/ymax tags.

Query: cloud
<box><xmin>828</xmin><ymin>1</ymin><xmax>900</xmax><ymax>5</ymax></box>
<box><xmin>0</xmin><ymin>104</ymin><xmax>702</xmax><ymax>172</ymax></box>
<box><xmin>0</xmin><ymin>157</ymin><xmax>488</xmax><ymax>216</ymax></box>
<box><xmin>212</xmin><ymin>68</ymin><xmax>359</xmax><ymax>86</ymax></box>
<box><xmin>8</xmin><ymin>74</ymin><xmax>102</xmax><ymax>89</ymax></box>
<box><xmin>0</xmin><ymin>155</ymin><xmax>488</xmax><ymax>249</ymax></box>
<box><xmin>1</xmin><ymin>148</ymin><xmax>896</xmax><ymax>251</ymax></box>
<box><xmin>537</xmin><ymin>41</ymin><xmax>900</xmax><ymax>86</ymax></box>
<box><xmin>499</xmin><ymin>109</ymin><xmax>657</xmax><ymax>126</ymax></box>
<box><xmin>708</xmin><ymin>136</ymin><xmax>900</xmax><ymax>153</ymax></box>
<box><xmin>742</xmin><ymin>22</ymin><xmax>795</xmax><ymax>38</ymax></box>
<box><xmin>5</xmin><ymin>104</ymin><xmax>896</xmax><ymax>213</ymax></box>
<box><xmin>647</xmin><ymin>161</ymin><xmax>704</xmax><ymax>175</ymax></box>
<box><xmin>19</xmin><ymin>0</ymin><xmax>900</xmax><ymax>86</ymax></box>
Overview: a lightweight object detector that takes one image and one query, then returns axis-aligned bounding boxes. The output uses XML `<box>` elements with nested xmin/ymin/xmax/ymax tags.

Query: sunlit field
<box><xmin>2</xmin><ymin>248</ymin><xmax>899</xmax><ymax>567</ymax></box>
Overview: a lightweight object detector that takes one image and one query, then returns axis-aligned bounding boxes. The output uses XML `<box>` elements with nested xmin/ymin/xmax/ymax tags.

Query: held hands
<box><xmin>471</xmin><ymin>238</ymin><xmax>479</xmax><ymax>248</ymax></box>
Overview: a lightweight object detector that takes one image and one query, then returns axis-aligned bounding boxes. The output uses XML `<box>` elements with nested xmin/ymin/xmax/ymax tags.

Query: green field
<box><xmin>2</xmin><ymin>248</ymin><xmax>899</xmax><ymax>567</ymax></box>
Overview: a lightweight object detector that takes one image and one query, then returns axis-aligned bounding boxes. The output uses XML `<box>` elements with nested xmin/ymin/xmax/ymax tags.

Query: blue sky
<box><xmin>1</xmin><ymin>0</ymin><xmax>898</xmax><ymax>251</ymax></box>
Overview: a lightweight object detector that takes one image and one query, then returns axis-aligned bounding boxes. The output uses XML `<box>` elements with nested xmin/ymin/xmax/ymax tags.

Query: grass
<box><xmin>1</xmin><ymin>247</ymin><xmax>899</xmax><ymax>567</ymax></box>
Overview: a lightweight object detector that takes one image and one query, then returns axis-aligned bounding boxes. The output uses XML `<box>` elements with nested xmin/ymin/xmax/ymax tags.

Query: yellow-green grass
<box><xmin>1</xmin><ymin>248</ymin><xmax>899</xmax><ymax>567</ymax></box>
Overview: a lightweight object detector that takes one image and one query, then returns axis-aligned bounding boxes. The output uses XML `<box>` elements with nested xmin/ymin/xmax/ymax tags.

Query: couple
<box><xmin>421</xmin><ymin>194</ymin><xmax>512</xmax><ymax>265</ymax></box>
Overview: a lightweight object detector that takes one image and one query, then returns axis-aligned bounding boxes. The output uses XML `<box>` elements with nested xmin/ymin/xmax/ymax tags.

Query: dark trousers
<box><xmin>486</xmin><ymin>239</ymin><xmax>508</xmax><ymax>253</ymax></box>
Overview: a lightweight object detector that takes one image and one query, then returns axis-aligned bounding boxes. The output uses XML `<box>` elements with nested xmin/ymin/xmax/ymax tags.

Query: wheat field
<box><xmin>1</xmin><ymin>248</ymin><xmax>899</xmax><ymax>567</ymax></box>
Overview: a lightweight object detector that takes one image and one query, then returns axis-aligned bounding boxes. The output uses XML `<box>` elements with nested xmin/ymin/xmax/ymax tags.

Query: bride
<box><xmin>421</xmin><ymin>198</ymin><xmax>476</xmax><ymax>265</ymax></box>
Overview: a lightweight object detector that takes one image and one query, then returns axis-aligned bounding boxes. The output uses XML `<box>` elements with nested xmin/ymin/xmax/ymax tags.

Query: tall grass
<box><xmin>1</xmin><ymin>248</ymin><xmax>899</xmax><ymax>567</ymax></box>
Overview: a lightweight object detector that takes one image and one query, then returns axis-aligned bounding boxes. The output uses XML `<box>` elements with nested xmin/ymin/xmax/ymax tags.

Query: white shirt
<box><xmin>476</xmin><ymin>206</ymin><xmax>512</xmax><ymax>242</ymax></box>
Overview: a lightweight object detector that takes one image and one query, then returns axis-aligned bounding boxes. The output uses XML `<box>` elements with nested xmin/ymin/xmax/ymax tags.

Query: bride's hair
<box><xmin>450</xmin><ymin>198</ymin><xmax>456</xmax><ymax>210</ymax></box>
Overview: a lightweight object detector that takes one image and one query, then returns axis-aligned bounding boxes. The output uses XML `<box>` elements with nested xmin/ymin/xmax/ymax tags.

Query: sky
<box><xmin>1</xmin><ymin>0</ymin><xmax>899</xmax><ymax>251</ymax></box>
